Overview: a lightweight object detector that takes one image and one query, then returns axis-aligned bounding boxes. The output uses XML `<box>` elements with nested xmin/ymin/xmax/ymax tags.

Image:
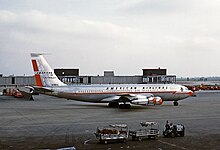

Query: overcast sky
<box><xmin>0</xmin><ymin>0</ymin><xmax>220</xmax><ymax>77</ymax></box>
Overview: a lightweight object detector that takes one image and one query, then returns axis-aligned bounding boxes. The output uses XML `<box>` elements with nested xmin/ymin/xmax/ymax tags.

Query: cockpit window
<box><xmin>181</xmin><ymin>87</ymin><xmax>183</xmax><ymax>91</ymax></box>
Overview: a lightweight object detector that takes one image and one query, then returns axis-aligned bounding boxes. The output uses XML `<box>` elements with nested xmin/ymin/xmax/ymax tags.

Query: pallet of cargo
<box><xmin>94</xmin><ymin>124</ymin><xmax>128</xmax><ymax>144</ymax></box>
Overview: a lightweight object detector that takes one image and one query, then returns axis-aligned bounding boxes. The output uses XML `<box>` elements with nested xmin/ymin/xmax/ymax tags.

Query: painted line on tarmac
<box><xmin>158</xmin><ymin>140</ymin><xmax>187</xmax><ymax>150</ymax></box>
<box><xmin>84</xmin><ymin>139</ymin><xmax>91</xmax><ymax>145</ymax></box>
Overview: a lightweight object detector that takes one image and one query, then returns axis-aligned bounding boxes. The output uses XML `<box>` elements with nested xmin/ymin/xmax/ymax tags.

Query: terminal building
<box><xmin>0</xmin><ymin>68</ymin><xmax>176</xmax><ymax>87</ymax></box>
<box><xmin>0</xmin><ymin>75</ymin><xmax>35</xmax><ymax>87</ymax></box>
<box><xmin>56</xmin><ymin>68</ymin><xmax>176</xmax><ymax>84</ymax></box>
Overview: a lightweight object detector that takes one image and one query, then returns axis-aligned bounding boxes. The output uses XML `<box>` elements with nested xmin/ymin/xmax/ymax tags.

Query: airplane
<box><xmin>29</xmin><ymin>53</ymin><xmax>193</xmax><ymax>108</ymax></box>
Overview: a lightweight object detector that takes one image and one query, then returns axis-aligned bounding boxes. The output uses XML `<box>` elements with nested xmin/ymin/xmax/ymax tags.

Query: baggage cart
<box><xmin>95</xmin><ymin>124</ymin><xmax>128</xmax><ymax>144</ymax></box>
<box><xmin>129</xmin><ymin>122</ymin><xmax>159</xmax><ymax>141</ymax></box>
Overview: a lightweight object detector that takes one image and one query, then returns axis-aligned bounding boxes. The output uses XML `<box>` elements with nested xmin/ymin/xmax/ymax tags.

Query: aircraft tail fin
<box><xmin>31</xmin><ymin>53</ymin><xmax>66</xmax><ymax>87</ymax></box>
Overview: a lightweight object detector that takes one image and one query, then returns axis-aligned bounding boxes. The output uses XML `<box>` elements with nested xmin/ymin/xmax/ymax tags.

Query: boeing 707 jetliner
<box><xmin>30</xmin><ymin>53</ymin><xmax>193</xmax><ymax>108</ymax></box>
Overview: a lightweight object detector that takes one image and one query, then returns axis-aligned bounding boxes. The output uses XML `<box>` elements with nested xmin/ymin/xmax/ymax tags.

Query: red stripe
<box><xmin>32</xmin><ymin>60</ymin><xmax>39</xmax><ymax>72</ymax></box>
<box><xmin>35</xmin><ymin>74</ymin><xmax>43</xmax><ymax>86</ymax></box>
<box><xmin>69</xmin><ymin>91</ymin><xmax>187</xmax><ymax>95</ymax></box>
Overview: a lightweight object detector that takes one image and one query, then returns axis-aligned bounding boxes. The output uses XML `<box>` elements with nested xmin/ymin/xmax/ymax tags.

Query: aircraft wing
<box><xmin>34</xmin><ymin>86</ymin><xmax>54</xmax><ymax>93</ymax></box>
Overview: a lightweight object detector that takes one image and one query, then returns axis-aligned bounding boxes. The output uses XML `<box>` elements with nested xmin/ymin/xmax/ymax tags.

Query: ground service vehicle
<box><xmin>129</xmin><ymin>122</ymin><xmax>159</xmax><ymax>141</ymax></box>
<box><xmin>95</xmin><ymin>124</ymin><xmax>128</xmax><ymax>144</ymax></box>
<box><xmin>163</xmin><ymin>124</ymin><xmax>185</xmax><ymax>138</ymax></box>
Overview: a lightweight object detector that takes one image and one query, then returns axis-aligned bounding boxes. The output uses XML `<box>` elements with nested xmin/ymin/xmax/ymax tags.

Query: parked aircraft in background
<box><xmin>30</xmin><ymin>53</ymin><xmax>193</xmax><ymax>108</ymax></box>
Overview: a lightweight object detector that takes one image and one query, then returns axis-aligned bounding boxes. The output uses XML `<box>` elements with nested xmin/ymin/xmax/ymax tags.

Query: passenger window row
<box><xmin>77</xmin><ymin>86</ymin><xmax>169</xmax><ymax>93</ymax></box>
<box><xmin>106</xmin><ymin>86</ymin><xmax>168</xmax><ymax>90</ymax></box>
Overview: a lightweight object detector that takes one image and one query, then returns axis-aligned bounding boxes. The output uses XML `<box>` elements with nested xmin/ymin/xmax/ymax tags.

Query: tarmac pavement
<box><xmin>0</xmin><ymin>91</ymin><xmax>219</xmax><ymax>149</ymax></box>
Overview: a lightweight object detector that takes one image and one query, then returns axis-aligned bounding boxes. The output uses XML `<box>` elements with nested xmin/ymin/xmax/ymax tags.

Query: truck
<box><xmin>163</xmin><ymin>123</ymin><xmax>185</xmax><ymax>138</ymax></box>
<box><xmin>129</xmin><ymin>122</ymin><xmax>159</xmax><ymax>141</ymax></box>
<box><xmin>94</xmin><ymin>124</ymin><xmax>128</xmax><ymax>144</ymax></box>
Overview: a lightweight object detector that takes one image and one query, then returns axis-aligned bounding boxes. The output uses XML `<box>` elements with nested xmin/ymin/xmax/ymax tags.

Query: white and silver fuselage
<box><xmin>44</xmin><ymin>84</ymin><xmax>193</xmax><ymax>103</ymax></box>
<box><xmin>30</xmin><ymin>53</ymin><xmax>193</xmax><ymax>106</ymax></box>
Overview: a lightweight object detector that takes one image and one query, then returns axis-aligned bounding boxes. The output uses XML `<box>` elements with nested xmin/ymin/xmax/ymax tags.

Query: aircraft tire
<box><xmin>180</xmin><ymin>130</ymin><xmax>185</xmax><ymax>137</ymax></box>
<box><xmin>173</xmin><ymin>101</ymin><xmax>179</xmax><ymax>106</ymax></box>
<box><xmin>132</xmin><ymin>136</ymin><xmax>135</xmax><ymax>140</ymax></box>
<box><xmin>126</xmin><ymin>104</ymin><xmax>131</xmax><ymax>109</ymax></box>
<box><xmin>138</xmin><ymin>137</ymin><xmax>142</xmax><ymax>141</ymax></box>
<box><xmin>119</xmin><ymin>104</ymin><xmax>131</xmax><ymax>109</ymax></box>
<box><xmin>108</xmin><ymin>102</ymin><xmax>119</xmax><ymax>108</ymax></box>
<box><xmin>119</xmin><ymin>104</ymin><xmax>125</xmax><ymax>109</ymax></box>
<box><xmin>170</xmin><ymin>132</ymin><xmax>175</xmax><ymax>138</ymax></box>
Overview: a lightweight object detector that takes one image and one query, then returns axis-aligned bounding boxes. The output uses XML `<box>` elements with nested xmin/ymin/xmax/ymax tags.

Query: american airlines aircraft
<box><xmin>30</xmin><ymin>53</ymin><xmax>193</xmax><ymax>108</ymax></box>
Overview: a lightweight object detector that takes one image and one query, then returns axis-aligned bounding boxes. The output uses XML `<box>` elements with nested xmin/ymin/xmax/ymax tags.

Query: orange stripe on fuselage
<box><xmin>70</xmin><ymin>91</ymin><xmax>178</xmax><ymax>95</ymax></box>
<box><xmin>32</xmin><ymin>60</ymin><xmax>39</xmax><ymax>72</ymax></box>
<box><xmin>35</xmin><ymin>74</ymin><xmax>43</xmax><ymax>87</ymax></box>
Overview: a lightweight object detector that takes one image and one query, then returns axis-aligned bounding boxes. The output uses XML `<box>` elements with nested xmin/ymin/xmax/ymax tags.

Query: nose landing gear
<box><xmin>119</xmin><ymin>104</ymin><xmax>131</xmax><ymax>109</ymax></box>
<box><xmin>173</xmin><ymin>101</ymin><xmax>179</xmax><ymax>106</ymax></box>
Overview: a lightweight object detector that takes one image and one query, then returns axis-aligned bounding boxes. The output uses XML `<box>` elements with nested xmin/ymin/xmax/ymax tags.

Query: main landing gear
<box><xmin>108</xmin><ymin>102</ymin><xmax>131</xmax><ymax>109</ymax></box>
<box><xmin>108</xmin><ymin>102</ymin><xmax>119</xmax><ymax>108</ymax></box>
<box><xmin>173</xmin><ymin>101</ymin><xmax>179</xmax><ymax>106</ymax></box>
<box><xmin>119</xmin><ymin>104</ymin><xmax>131</xmax><ymax>109</ymax></box>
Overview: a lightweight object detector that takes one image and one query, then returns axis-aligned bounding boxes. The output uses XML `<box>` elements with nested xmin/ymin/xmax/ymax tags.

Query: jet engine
<box><xmin>131</xmin><ymin>96</ymin><xmax>163</xmax><ymax>106</ymax></box>
<box><xmin>154</xmin><ymin>97</ymin><xmax>163</xmax><ymax>105</ymax></box>
<box><xmin>131</xmin><ymin>98</ymin><xmax>150</xmax><ymax>105</ymax></box>
<box><xmin>148</xmin><ymin>96</ymin><xmax>163</xmax><ymax>105</ymax></box>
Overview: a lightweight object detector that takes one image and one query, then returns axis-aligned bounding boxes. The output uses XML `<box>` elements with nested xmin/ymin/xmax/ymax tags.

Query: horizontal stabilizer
<box><xmin>33</xmin><ymin>86</ymin><xmax>54</xmax><ymax>93</ymax></box>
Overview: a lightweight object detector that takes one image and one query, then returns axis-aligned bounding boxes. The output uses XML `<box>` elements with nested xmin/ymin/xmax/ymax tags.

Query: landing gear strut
<box><xmin>173</xmin><ymin>101</ymin><xmax>179</xmax><ymax>106</ymax></box>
